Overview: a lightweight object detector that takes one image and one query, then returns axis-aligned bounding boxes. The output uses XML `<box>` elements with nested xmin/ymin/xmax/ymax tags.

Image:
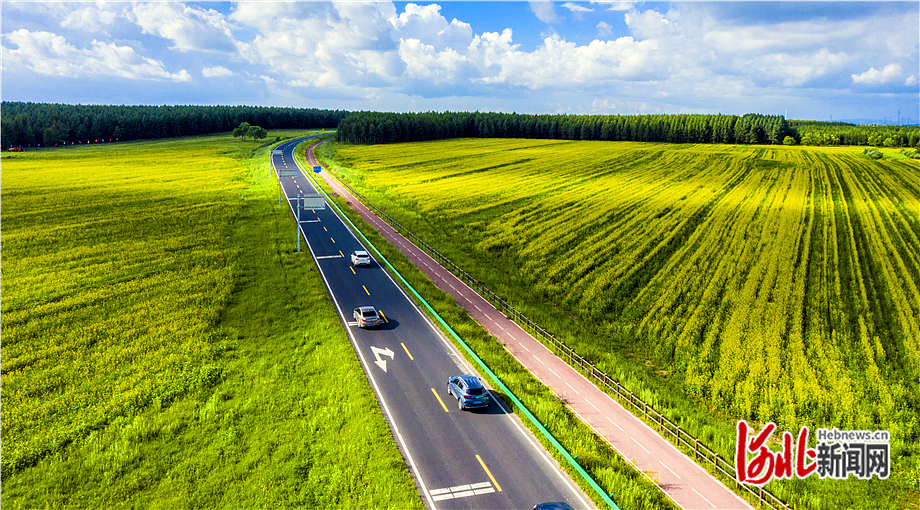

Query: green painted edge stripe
<box><xmin>296</xmin><ymin>142</ymin><xmax>620</xmax><ymax>510</ymax></box>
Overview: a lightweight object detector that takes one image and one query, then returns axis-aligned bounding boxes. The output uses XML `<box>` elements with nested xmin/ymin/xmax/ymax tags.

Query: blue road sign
<box><xmin>313</xmin><ymin>166</ymin><xmax>322</xmax><ymax>173</ymax></box>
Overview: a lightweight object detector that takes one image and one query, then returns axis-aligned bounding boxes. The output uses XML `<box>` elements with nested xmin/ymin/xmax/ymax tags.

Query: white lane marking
<box><xmin>607</xmin><ymin>416</ymin><xmax>624</xmax><ymax>431</ymax></box>
<box><xmin>692</xmin><ymin>487</ymin><xmax>717</xmax><ymax>509</ymax></box>
<box><xmin>473</xmin><ymin>304</ymin><xmax>483</xmax><ymax>312</ymax></box>
<box><xmin>494</xmin><ymin>322</ymin><xmax>505</xmax><ymax>331</ymax></box>
<box><xmin>659</xmin><ymin>460</ymin><xmax>681</xmax><ymax>480</ymax></box>
<box><xmin>315</xmin><ymin>254</ymin><xmax>342</xmax><ymax>259</ymax></box>
<box><xmin>565</xmin><ymin>382</ymin><xmax>580</xmax><ymax>394</ymax></box>
<box><xmin>547</xmin><ymin>367</ymin><xmax>561</xmax><ymax>379</ymax></box>
<box><xmin>519</xmin><ymin>343</ymin><xmax>530</xmax><ymax>352</ymax></box>
<box><xmin>631</xmin><ymin>437</ymin><xmax>651</xmax><ymax>454</ymax></box>
<box><xmin>430</xmin><ymin>482</ymin><xmax>494</xmax><ymax>502</ymax></box>
<box><xmin>533</xmin><ymin>354</ymin><xmax>545</xmax><ymax>365</ymax></box>
<box><xmin>585</xmin><ymin>399</ymin><xmax>601</xmax><ymax>412</ymax></box>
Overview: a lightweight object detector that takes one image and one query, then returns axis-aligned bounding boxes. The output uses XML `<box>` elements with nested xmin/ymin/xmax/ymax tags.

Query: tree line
<box><xmin>336</xmin><ymin>111</ymin><xmax>919</xmax><ymax>147</ymax></box>
<box><xmin>789</xmin><ymin>120</ymin><xmax>920</xmax><ymax>147</ymax></box>
<box><xmin>5</xmin><ymin>102</ymin><xmax>917</xmax><ymax>149</ymax></box>
<box><xmin>1</xmin><ymin>102</ymin><xmax>348</xmax><ymax>148</ymax></box>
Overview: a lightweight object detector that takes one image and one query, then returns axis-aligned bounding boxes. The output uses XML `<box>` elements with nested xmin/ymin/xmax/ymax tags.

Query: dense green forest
<box><xmin>4</xmin><ymin>102</ymin><xmax>917</xmax><ymax>149</ymax></box>
<box><xmin>1</xmin><ymin>102</ymin><xmax>347</xmax><ymax>148</ymax></box>
<box><xmin>336</xmin><ymin>111</ymin><xmax>920</xmax><ymax>147</ymax></box>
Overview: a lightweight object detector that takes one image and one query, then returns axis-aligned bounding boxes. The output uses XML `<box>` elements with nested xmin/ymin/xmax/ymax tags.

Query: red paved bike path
<box><xmin>307</xmin><ymin>146</ymin><xmax>753</xmax><ymax>510</ymax></box>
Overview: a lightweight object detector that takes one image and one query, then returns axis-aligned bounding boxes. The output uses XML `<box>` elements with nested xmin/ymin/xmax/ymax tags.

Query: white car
<box><xmin>350</xmin><ymin>250</ymin><xmax>371</xmax><ymax>267</ymax></box>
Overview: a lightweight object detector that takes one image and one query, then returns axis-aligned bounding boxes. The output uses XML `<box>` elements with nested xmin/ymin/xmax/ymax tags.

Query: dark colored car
<box><xmin>353</xmin><ymin>306</ymin><xmax>382</xmax><ymax>328</ymax></box>
<box><xmin>447</xmin><ymin>375</ymin><xmax>490</xmax><ymax>411</ymax></box>
<box><xmin>533</xmin><ymin>503</ymin><xmax>574</xmax><ymax>510</ymax></box>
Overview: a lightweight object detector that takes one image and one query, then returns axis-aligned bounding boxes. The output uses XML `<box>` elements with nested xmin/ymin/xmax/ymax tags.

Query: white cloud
<box><xmin>592</xmin><ymin>1</ymin><xmax>638</xmax><ymax>11</ymax></box>
<box><xmin>399</xmin><ymin>38</ymin><xmax>469</xmax><ymax>84</ymax></box>
<box><xmin>390</xmin><ymin>3</ymin><xmax>473</xmax><ymax>52</ymax></box>
<box><xmin>597</xmin><ymin>21</ymin><xmax>613</xmax><ymax>37</ymax></box>
<box><xmin>59</xmin><ymin>3</ymin><xmax>119</xmax><ymax>32</ymax></box>
<box><xmin>2</xmin><ymin>0</ymin><xmax>915</xmax><ymax>117</ymax></box>
<box><xmin>529</xmin><ymin>1</ymin><xmax>561</xmax><ymax>24</ymax></box>
<box><xmin>562</xmin><ymin>2</ymin><xmax>593</xmax><ymax>20</ymax></box>
<box><xmin>852</xmin><ymin>63</ymin><xmax>904</xmax><ymax>85</ymax></box>
<box><xmin>202</xmin><ymin>66</ymin><xmax>233</xmax><ymax>78</ymax></box>
<box><xmin>563</xmin><ymin>2</ymin><xmax>593</xmax><ymax>13</ymax></box>
<box><xmin>2</xmin><ymin>29</ymin><xmax>190</xmax><ymax>82</ymax></box>
<box><xmin>470</xmin><ymin>31</ymin><xmax>661</xmax><ymax>89</ymax></box>
<box><xmin>127</xmin><ymin>3</ymin><xmax>238</xmax><ymax>53</ymax></box>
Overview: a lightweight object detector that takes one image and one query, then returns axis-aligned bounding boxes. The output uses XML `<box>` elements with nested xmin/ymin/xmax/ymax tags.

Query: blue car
<box><xmin>448</xmin><ymin>375</ymin><xmax>490</xmax><ymax>411</ymax></box>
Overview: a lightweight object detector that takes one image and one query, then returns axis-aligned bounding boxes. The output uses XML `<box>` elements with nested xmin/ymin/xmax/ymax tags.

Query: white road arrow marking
<box><xmin>370</xmin><ymin>346</ymin><xmax>395</xmax><ymax>372</ymax></box>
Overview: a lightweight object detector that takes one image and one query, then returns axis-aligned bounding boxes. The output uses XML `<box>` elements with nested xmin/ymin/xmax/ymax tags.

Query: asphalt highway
<box><xmin>272</xmin><ymin>137</ymin><xmax>594</xmax><ymax>510</ymax></box>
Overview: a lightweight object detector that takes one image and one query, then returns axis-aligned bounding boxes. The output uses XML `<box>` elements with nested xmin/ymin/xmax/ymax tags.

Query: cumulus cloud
<box><xmin>2</xmin><ymin>29</ymin><xmax>190</xmax><ymax>82</ymax></box>
<box><xmin>852</xmin><ymin>63</ymin><xmax>904</xmax><ymax>85</ymax></box>
<box><xmin>592</xmin><ymin>1</ymin><xmax>638</xmax><ymax>11</ymax></box>
<box><xmin>563</xmin><ymin>2</ymin><xmax>594</xmax><ymax>13</ymax></box>
<box><xmin>60</xmin><ymin>3</ymin><xmax>119</xmax><ymax>32</ymax></box>
<box><xmin>2</xmin><ymin>0</ymin><xmax>915</xmax><ymax>116</ymax></box>
<box><xmin>202</xmin><ymin>66</ymin><xmax>233</xmax><ymax>78</ymax></box>
<box><xmin>597</xmin><ymin>21</ymin><xmax>613</xmax><ymax>37</ymax></box>
<box><xmin>127</xmin><ymin>2</ymin><xmax>238</xmax><ymax>53</ymax></box>
<box><xmin>529</xmin><ymin>1</ymin><xmax>561</xmax><ymax>23</ymax></box>
<box><xmin>390</xmin><ymin>3</ymin><xmax>473</xmax><ymax>51</ymax></box>
<box><xmin>562</xmin><ymin>2</ymin><xmax>593</xmax><ymax>20</ymax></box>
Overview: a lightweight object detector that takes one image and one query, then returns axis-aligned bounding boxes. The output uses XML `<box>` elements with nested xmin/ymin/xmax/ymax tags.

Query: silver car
<box><xmin>353</xmin><ymin>306</ymin><xmax>382</xmax><ymax>328</ymax></box>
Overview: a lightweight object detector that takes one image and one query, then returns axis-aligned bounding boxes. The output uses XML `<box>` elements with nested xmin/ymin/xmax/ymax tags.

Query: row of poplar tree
<box><xmin>4</xmin><ymin>102</ymin><xmax>917</xmax><ymax>149</ymax></box>
<box><xmin>336</xmin><ymin>111</ymin><xmax>793</xmax><ymax>145</ymax></box>
<box><xmin>336</xmin><ymin>111</ymin><xmax>919</xmax><ymax>147</ymax></box>
<box><xmin>1</xmin><ymin>102</ymin><xmax>347</xmax><ymax>148</ymax></box>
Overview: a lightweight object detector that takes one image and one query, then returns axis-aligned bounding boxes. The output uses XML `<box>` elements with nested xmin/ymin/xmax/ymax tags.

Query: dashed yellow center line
<box><xmin>476</xmin><ymin>455</ymin><xmax>502</xmax><ymax>492</ymax></box>
<box><xmin>363</xmin><ymin>285</ymin><xmax>370</xmax><ymax>296</ymax></box>
<box><xmin>338</xmin><ymin>250</ymin><xmax>344</xmax><ymax>258</ymax></box>
<box><xmin>431</xmin><ymin>388</ymin><xmax>449</xmax><ymax>413</ymax></box>
<box><xmin>379</xmin><ymin>310</ymin><xmax>388</xmax><ymax>323</ymax></box>
<box><xmin>323</xmin><ymin>226</ymin><xmax>327</xmax><ymax>232</ymax></box>
<box><xmin>401</xmin><ymin>343</ymin><xmax>414</xmax><ymax>360</ymax></box>
<box><xmin>350</xmin><ymin>266</ymin><xmax>356</xmax><ymax>275</ymax></box>
<box><xmin>330</xmin><ymin>237</ymin><xmax>335</xmax><ymax>244</ymax></box>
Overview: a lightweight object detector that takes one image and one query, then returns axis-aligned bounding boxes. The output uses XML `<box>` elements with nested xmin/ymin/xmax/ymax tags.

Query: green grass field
<box><xmin>1</xmin><ymin>133</ymin><xmax>421</xmax><ymax>508</ymax></box>
<box><xmin>316</xmin><ymin>139</ymin><xmax>920</xmax><ymax>509</ymax></box>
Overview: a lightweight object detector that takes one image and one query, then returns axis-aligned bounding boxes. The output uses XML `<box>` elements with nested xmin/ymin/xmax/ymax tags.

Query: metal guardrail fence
<box><xmin>319</xmin><ymin>161</ymin><xmax>790</xmax><ymax>510</ymax></box>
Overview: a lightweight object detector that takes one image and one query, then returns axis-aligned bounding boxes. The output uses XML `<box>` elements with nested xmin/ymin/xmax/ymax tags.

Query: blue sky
<box><xmin>1</xmin><ymin>1</ymin><xmax>917</xmax><ymax>122</ymax></box>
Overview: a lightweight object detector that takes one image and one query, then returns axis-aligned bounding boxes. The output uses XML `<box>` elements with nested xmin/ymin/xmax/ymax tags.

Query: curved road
<box><xmin>272</xmin><ymin>136</ymin><xmax>594</xmax><ymax>510</ymax></box>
